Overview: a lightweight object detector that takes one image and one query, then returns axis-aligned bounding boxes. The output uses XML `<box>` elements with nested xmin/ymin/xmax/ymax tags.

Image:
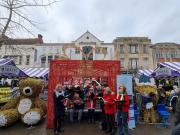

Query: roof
<box><xmin>0</xmin><ymin>58</ymin><xmax>14</xmax><ymax>66</ymax></box>
<box><xmin>113</xmin><ymin>37</ymin><xmax>151</xmax><ymax>43</ymax></box>
<box><xmin>159</xmin><ymin>62</ymin><xmax>180</xmax><ymax>73</ymax></box>
<box><xmin>151</xmin><ymin>42</ymin><xmax>180</xmax><ymax>47</ymax></box>
<box><xmin>0</xmin><ymin>58</ymin><xmax>27</xmax><ymax>78</ymax></box>
<box><xmin>74</xmin><ymin>30</ymin><xmax>103</xmax><ymax>43</ymax></box>
<box><xmin>138</xmin><ymin>69</ymin><xmax>154</xmax><ymax>76</ymax></box>
<box><xmin>1</xmin><ymin>34</ymin><xmax>43</xmax><ymax>45</ymax></box>
<box><xmin>21</xmin><ymin>67</ymin><xmax>49</xmax><ymax>78</ymax></box>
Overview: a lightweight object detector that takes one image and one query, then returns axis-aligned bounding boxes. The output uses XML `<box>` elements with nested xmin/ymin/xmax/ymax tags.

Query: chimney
<box><xmin>37</xmin><ymin>34</ymin><xmax>43</xmax><ymax>44</ymax></box>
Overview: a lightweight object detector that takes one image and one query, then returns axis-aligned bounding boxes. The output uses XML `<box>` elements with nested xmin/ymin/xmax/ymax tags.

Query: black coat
<box><xmin>175</xmin><ymin>96</ymin><xmax>180</xmax><ymax>126</ymax></box>
<box><xmin>53</xmin><ymin>92</ymin><xmax>65</xmax><ymax>117</ymax></box>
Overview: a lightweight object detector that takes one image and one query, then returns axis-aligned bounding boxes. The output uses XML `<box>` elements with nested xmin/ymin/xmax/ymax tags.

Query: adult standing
<box><xmin>116</xmin><ymin>85</ymin><xmax>130</xmax><ymax>135</ymax></box>
<box><xmin>53</xmin><ymin>84</ymin><xmax>65</xmax><ymax>134</ymax></box>
<box><xmin>103</xmin><ymin>87</ymin><xmax>116</xmax><ymax>135</ymax></box>
<box><xmin>172</xmin><ymin>95</ymin><xmax>180</xmax><ymax>135</ymax></box>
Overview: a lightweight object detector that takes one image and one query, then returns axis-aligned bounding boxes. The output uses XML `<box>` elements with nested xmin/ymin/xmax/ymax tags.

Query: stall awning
<box><xmin>0</xmin><ymin>58</ymin><xmax>27</xmax><ymax>78</ymax></box>
<box><xmin>138</xmin><ymin>69</ymin><xmax>153</xmax><ymax>77</ymax></box>
<box><xmin>21</xmin><ymin>68</ymin><xmax>49</xmax><ymax>78</ymax></box>
<box><xmin>0</xmin><ymin>58</ymin><xmax>14</xmax><ymax>66</ymax></box>
<box><xmin>159</xmin><ymin>62</ymin><xmax>180</xmax><ymax>73</ymax></box>
<box><xmin>153</xmin><ymin>62</ymin><xmax>180</xmax><ymax>77</ymax></box>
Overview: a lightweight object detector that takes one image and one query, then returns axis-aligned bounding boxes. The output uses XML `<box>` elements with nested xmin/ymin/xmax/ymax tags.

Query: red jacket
<box><xmin>116</xmin><ymin>93</ymin><xmax>130</xmax><ymax>112</ymax></box>
<box><xmin>86</xmin><ymin>92</ymin><xmax>96</xmax><ymax>109</ymax></box>
<box><xmin>103</xmin><ymin>92</ymin><xmax>116</xmax><ymax>115</ymax></box>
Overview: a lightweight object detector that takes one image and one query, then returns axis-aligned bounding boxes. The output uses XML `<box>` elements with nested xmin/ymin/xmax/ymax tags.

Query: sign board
<box><xmin>116</xmin><ymin>74</ymin><xmax>133</xmax><ymax>95</ymax></box>
<box><xmin>156</xmin><ymin>67</ymin><xmax>171</xmax><ymax>76</ymax></box>
<box><xmin>0</xmin><ymin>65</ymin><xmax>20</xmax><ymax>76</ymax></box>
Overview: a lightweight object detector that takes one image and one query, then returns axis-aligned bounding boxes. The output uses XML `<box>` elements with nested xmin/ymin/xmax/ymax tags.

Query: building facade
<box><xmin>0</xmin><ymin>34</ymin><xmax>43</xmax><ymax>68</ymax></box>
<box><xmin>1</xmin><ymin>31</ymin><xmax>180</xmax><ymax>72</ymax></box>
<box><xmin>34</xmin><ymin>31</ymin><xmax>115</xmax><ymax>67</ymax></box>
<box><xmin>113</xmin><ymin>37</ymin><xmax>154</xmax><ymax>73</ymax></box>
<box><xmin>151</xmin><ymin>43</ymin><xmax>180</xmax><ymax>66</ymax></box>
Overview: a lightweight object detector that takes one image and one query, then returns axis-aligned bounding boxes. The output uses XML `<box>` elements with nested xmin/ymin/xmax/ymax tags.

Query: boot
<box><xmin>110</xmin><ymin>128</ymin><xmax>116</xmax><ymax>135</ymax></box>
<box><xmin>105</xmin><ymin>124</ymin><xmax>112</xmax><ymax>133</ymax></box>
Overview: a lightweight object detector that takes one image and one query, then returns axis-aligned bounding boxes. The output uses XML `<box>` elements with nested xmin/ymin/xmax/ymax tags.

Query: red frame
<box><xmin>46</xmin><ymin>60</ymin><xmax>120</xmax><ymax>128</ymax></box>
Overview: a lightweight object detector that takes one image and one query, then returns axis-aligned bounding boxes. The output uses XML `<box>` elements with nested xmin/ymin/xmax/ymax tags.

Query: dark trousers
<box><xmin>172</xmin><ymin>123</ymin><xmax>180</xmax><ymax>135</ymax></box>
<box><xmin>88</xmin><ymin>109</ymin><xmax>95</xmax><ymax>121</ymax></box>
<box><xmin>100</xmin><ymin>105</ymin><xmax>107</xmax><ymax>130</ymax></box>
<box><xmin>117</xmin><ymin>111</ymin><xmax>129</xmax><ymax>135</ymax></box>
<box><xmin>54</xmin><ymin>115</ymin><xmax>62</xmax><ymax>132</ymax></box>
<box><xmin>106</xmin><ymin>114</ymin><xmax>115</xmax><ymax>132</ymax></box>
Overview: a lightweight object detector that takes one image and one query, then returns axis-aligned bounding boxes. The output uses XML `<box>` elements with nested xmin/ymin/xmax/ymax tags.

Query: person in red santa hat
<box><xmin>103</xmin><ymin>87</ymin><xmax>116</xmax><ymax>135</ymax></box>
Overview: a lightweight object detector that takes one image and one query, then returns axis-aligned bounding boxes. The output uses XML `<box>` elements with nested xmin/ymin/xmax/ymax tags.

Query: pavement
<box><xmin>0</xmin><ymin>117</ymin><xmax>174</xmax><ymax>135</ymax></box>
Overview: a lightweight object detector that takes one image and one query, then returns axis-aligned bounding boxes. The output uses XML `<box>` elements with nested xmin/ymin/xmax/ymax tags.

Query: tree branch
<box><xmin>14</xmin><ymin>1</ymin><xmax>57</xmax><ymax>9</ymax></box>
<box><xmin>10</xmin><ymin>20</ymin><xmax>35</xmax><ymax>36</ymax></box>
<box><xmin>2</xmin><ymin>3</ymin><xmax>13</xmax><ymax>35</ymax></box>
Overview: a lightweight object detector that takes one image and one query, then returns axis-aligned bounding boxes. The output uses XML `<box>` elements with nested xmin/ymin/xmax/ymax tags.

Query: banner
<box><xmin>156</xmin><ymin>67</ymin><xmax>171</xmax><ymax>76</ymax></box>
<box><xmin>116</xmin><ymin>74</ymin><xmax>133</xmax><ymax>95</ymax></box>
<box><xmin>0</xmin><ymin>65</ymin><xmax>20</xmax><ymax>75</ymax></box>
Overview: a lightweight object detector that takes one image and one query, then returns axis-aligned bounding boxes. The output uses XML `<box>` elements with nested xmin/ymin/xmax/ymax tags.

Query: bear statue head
<box><xmin>19</xmin><ymin>78</ymin><xmax>43</xmax><ymax>98</ymax></box>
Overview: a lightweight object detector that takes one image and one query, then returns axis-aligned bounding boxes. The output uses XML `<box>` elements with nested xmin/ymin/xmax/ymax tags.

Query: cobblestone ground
<box><xmin>0</xmin><ymin>115</ymin><xmax>174</xmax><ymax>135</ymax></box>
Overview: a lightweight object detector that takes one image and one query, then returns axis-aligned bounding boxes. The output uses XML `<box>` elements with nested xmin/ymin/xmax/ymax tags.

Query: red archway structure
<box><xmin>46</xmin><ymin>60</ymin><xmax>120</xmax><ymax>128</ymax></box>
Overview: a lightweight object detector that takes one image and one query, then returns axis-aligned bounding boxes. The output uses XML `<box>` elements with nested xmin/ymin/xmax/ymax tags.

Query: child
<box><xmin>86</xmin><ymin>88</ymin><xmax>96</xmax><ymax>123</ymax></box>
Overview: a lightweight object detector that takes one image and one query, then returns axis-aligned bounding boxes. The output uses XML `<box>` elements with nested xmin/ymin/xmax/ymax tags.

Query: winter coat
<box><xmin>116</xmin><ymin>93</ymin><xmax>130</xmax><ymax>113</ymax></box>
<box><xmin>103</xmin><ymin>92</ymin><xmax>116</xmax><ymax>115</ymax></box>
<box><xmin>86</xmin><ymin>91</ymin><xmax>97</xmax><ymax>109</ymax></box>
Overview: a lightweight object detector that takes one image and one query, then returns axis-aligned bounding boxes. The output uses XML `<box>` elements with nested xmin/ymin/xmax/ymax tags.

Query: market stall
<box><xmin>151</xmin><ymin>62</ymin><xmax>180</xmax><ymax>113</ymax></box>
<box><xmin>21</xmin><ymin>67</ymin><xmax>49</xmax><ymax>79</ymax></box>
<box><xmin>152</xmin><ymin>62</ymin><xmax>180</xmax><ymax>86</ymax></box>
<box><xmin>138</xmin><ymin>69</ymin><xmax>154</xmax><ymax>77</ymax></box>
<box><xmin>0</xmin><ymin>58</ymin><xmax>27</xmax><ymax>104</ymax></box>
<box><xmin>0</xmin><ymin>58</ymin><xmax>27</xmax><ymax>78</ymax></box>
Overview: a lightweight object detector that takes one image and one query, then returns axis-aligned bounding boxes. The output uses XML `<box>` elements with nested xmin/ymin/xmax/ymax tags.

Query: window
<box><xmin>41</xmin><ymin>56</ymin><xmax>46</xmax><ymax>67</ymax></box>
<box><xmin>170</xmin><ymin>50</ymin><xmax>179</xmax><ymax>58</ymax></box>
<box><xmin>143</xmin><ymin>45</ymin><xmax>148</xmax><ymax>53</ymax></box>
<box><xmin>75</xmin><ymin>47</ymin><xmax>80</xmax><ymax>54</ymax></box>
<box><xmin>120</xmin><ymin>58</ymin><xmax>124</xmax><ymax>68</ymax></box>
<box><xmin>34</xmin><ymin>49</ymin><xmax>37</xmax><ymax>61</ymax></box>
<box><xmin>26</xmin><ymin>55</ymin><xmax>30</xmax><ymax>65</ymax></box>
<box><xmin>129</xmin><ymin>44</ymin><xmax>138</xmax><ymax>54</ymax></box>
<box><xmin>82</xmin><ymin>46</ymin><xmax>93</xmax><ymax>60</ymax></box>
<box><xmin>55</xmin><ymin>55</ymin><xmax>59</xmax><ymax>59</ymax></box>
<box><xmin>102</xmin><ymin>48</ymin><xmax>107</xmax><ymax>54</ymax></box>
<box><xmin>120</xmin><ymin>45</ymin><xmax>124</xmax><ymax>53</ymax></box>
<box><xmin>95</xmin><ymin>47</ymin><xmax>101</xmax><ymax>54</ymax></box>
<box><xmin>48</xmin><ymin>55</ymin><xmax>53</xmax><ymax>63</ymax></box>
<box><xmin>13</xmin><ymin>56</ymin><xmax>18</xmax><ymax>64</ymax></box>
<box><xmin>19</xmin><ymin>56</ymin><xmax>22</xmax><ymax>65</ymax></box>
<box><xmin>129</xmin><ymin>58</ymin><xmax>139</xmax><ymax>69</ymax></box>
<box><xmin>143</xmin><ymin>58</ymin><xmax>148</xmax><ymax>69</ymax></box>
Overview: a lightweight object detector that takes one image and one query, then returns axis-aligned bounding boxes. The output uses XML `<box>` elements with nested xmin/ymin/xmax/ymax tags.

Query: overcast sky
<box><xmin>13</xmin><ymin>0</ymin><xmax>180</xmax><ymax>43</ymax></box>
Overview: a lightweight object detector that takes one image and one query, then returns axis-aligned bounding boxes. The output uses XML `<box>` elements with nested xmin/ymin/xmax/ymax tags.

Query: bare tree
<box><xmin>0</xmin><ymin>0</ymin><xmax>57</xmax><ymax>44</ymax></box>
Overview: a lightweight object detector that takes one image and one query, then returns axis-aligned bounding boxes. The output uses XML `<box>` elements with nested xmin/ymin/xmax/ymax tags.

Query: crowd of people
<box><xmin>53</xmin><ymin>82</ymin><xmax>130</xmax><ymax>135</ymax></box>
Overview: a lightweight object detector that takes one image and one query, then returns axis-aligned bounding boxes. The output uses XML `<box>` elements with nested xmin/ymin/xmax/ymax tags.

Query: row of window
<box><xmin>155</xmin><ymin>52</ymin><xmax>179</xmax><ymax>58</ymax></box>
<box><xmin>117</xmin><ymin>44</ymin><xmax>149</xmax><ymax>54</ymax></box>
<box><xmin>3</xmin><ymin>55</ymin><xmax>30</xmax><ymax>65</ymax></box>
<box><xmin>120</xmin><ymin>58</ymin><xmax>149</xmax><ymax>69</ymax></box>
<box><xmin>75</xmin><ymin>47</ymin><xmax>108</xmax><ymax>54</ymax></box>
<box><xmin>41</xmin><ymin>55</ymin><xmax>60</xmax><ymax>67</ymax></box>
